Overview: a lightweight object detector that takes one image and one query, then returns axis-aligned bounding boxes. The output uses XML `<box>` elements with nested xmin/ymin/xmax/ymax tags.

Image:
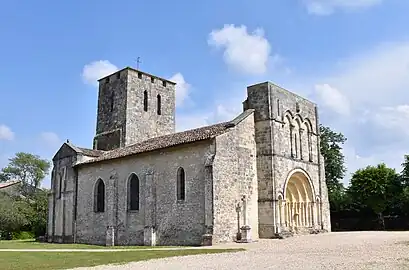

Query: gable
<box><xmin>52</xmin><ymin>143</ymin><xmax>79</xmax><ymax>162</ymax></box>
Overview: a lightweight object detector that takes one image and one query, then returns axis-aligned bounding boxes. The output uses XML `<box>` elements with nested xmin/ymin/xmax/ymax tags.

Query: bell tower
<box><xmin>93</xmin><ymin>67</ymin><xmax>176</xmax><ymax>151</ymax></box>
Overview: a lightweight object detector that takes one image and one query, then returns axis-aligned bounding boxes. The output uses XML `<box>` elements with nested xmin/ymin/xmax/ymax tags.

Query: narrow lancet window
<box><xmin>94</xmin><ymin>179</ymin><xmax>105</xmax><ymax>213</ymax></box>
<box><xmin>128</xmin><ymin>174</ymin><xmax>140</xmax><ymax>211</ymax></box>
<box><xmin>143</xmin><ymin>90</ymin><xmax>148</xmax><ymax>112</ymax></box>
<box><xmin>177</xmin><ymin>167</ymin><xmax>186</xmax><ymax>201</ymax></box>
<box><xmin>294</xmin><ymin>134</ymin><xmax>298</xmax><ymax>158</ymax></box>
<box><xmin>157</xmin><ymin>94</ymin><xmax>161</xmax><ymax>115</ymax></box>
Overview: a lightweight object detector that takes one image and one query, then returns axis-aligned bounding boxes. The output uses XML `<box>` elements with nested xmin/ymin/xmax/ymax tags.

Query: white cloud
<box><xmin>371</xmin><ymin>105</ymin><xmax>409</xmax><ymax>135</ymax></box>
<box><xmin>0</xmin><ymin>125</ymin><xmax>14</xmax><ymax>141</ymax></box>
<box><xmin>176</xmin><ymin>114</ymin><xmax>210</xmax><ymax>132</ymax></box>
<box><xmin>304</xmin><ymin>0</ymin><xmax>383</xmax><ymax>15</ymax></box>
<box><xmin>307</xmin><ymin>41</ymin><xmax>409</xmax><ymax>183</ymax></box>
<box><xmin>208</xmin><ymin>24</ymin><xmax>272</xmax><ymax>75</ymax></box>
<box><xmin>39</xmin><ymin>132</ymin><xmax>62</xmax><ymax>149</ymax></box>
<box><xmin>82</xmin><ymin>60</ymin><xmax>119</xmax><ymax>86</ymax></box>
<box><xmin>175</xmin><ymin>104</ymin><xmax>241</xmax><ymax>132</ymax></box>
<box><xmin>325</xmin><ymin>42</ymin><xmax>409</xmax><ymax>107</ymax></box>
<box><xmin>314</xmin><ymin>84</ymin><xmax>350</xmax><ymax>115</ymax></box>
<box><xmin>169</xmin><ymin>73</ymin><xmax>191</xmax><ymax>107</ymax></box>
<box><xmin>342</xmin><ymin>145</ymin><xmax>405</xmax><ymax>183</ymax></box>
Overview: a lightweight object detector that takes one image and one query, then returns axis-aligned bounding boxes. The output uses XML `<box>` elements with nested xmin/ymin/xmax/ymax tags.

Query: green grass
<box><xmin>0</xmin><ymin>249</ymin><xmax>244</xmax><ymax>270</ymax></box>
<box><xmin>0</xmin><ymin>239</ymin><xmax>178</xmax><ymax>249</ymax></box>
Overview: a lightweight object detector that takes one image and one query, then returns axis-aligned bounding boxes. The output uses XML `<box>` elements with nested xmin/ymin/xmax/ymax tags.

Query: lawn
<box><xmin>0</xmin><ymin>249</ymin><xmax>244</xmax><ymax>270</ymax></box>
<box><xmin>0</xmin><ymin>239</ymin><xmax>175</xmax><ymax>249</ymax></box>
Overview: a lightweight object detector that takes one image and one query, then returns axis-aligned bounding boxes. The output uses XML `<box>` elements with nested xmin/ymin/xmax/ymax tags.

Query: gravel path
<box><xmin>72</xmin><ymin>231</ymin><xmax>409</xmax><ymax>270</ymax></box>
<box><xmin>0</xmin><ymin>247</ymin><xmax>218</xmax><ymax>252</ymax></box>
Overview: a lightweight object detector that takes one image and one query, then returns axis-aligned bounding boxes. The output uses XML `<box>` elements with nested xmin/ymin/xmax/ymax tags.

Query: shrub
<box><xmin>11</xmin><ymin>231</ymin><xmax>34</xmax><ymax>240</ymax></box>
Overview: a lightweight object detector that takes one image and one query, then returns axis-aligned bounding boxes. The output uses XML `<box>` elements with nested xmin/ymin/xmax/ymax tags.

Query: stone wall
<box><xmin>212</xmin><ymin>110</ymin><xmax>259</xmax><ymax>243</ymax></box>
<box><xmin>48</xmin><ymin>144</ymin><xmax>78</xmax><ymax>243</ymax></box>
<box><xmin>125</xmin><ymin>69</ymin><xmax>175</xmax><ymax>146</ymax></box>
<box><xmin>93</xmin><ymin>68</ymin><xmax>176</xmax><ymax>151</ymax></box>
<box><xmin>75</xmin><ymin>141</ymin><xmax>213</xmax><ymax>246</ymax></box>
<box><xmin>245</xmin><ymin>82</ymin><xmax>330</xmax><ymax>237</ymax></box>
<box><xmin>93</xmin><ymin>70</ymin><xmax>128</xmax><ymax>151</ymax></box>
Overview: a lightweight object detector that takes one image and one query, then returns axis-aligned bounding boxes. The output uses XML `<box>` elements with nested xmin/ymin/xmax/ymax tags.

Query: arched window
<box><xmin>177</xmin><ymin>167</ymin><xmax>185</xmax><ymax>201</ymax></box>
<box><xmin>277</xmin><ymin>99</ymin><xmax>280</xmax><ymax>116</ymax></box>
<box><xmin>94</xmin><ymin>179</ymin><xmax>105</xmax><ymax>213</ymax></box>
<box><xmin>157</xmin><ymin>94</ymin><xmax>161</xmax><ymax>115</ymax></box>
<box><xmin>128</xmin><ymin>174</ymin><xmax>140</xmax><ymax>211</ymax></box>
<box><xmin>143</xmin><ymin>90</ymin><xmax>148</xmax><ymax>112</ymax></box>
<box><xmin>110</xmin><ymin>92</ymin><xmax>115</xmax><ymax>112</ymax></box>
<box><xmin>294</xmin><ymin>134</ymin><xmax>298</xmax><ymax>158</ymax></box>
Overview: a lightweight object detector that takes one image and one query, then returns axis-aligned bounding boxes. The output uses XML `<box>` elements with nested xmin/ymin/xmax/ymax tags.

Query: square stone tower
<box><xmin>243</xmin><ymin>82</ymin><xmax>331</xmax><ymax>237</ymax></box>
<box><xmin>93</xmin><ymin>67</ymin><xmax>176</xmax><ymax>151</ymax></box>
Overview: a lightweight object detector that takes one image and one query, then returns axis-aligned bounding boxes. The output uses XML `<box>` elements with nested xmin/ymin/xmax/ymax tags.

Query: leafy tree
<box><xmin>30</xmin><ymin>189</ymin><xmax>49</xmax><ymax>237</ymax></box>
<box><xmin>395</xmin><ymin>155</ymin><xmax>409</xmax><ymax>215</ymax></box>
<box><xmin>400</xmin><ymin>155</ymin><xmax>409</xmax><ymax>186</ymax></box>
<box><xmin>319</xmin><ymin>125</ymin><xmax>347</xmax><ymax>208</ymax></box>
<box><xmin>0</xmin><ymin>152</ymin><xmax>51</xmax><ymax>193</ymax></box>
<box><xmin>347</xmin><ymin>163</ymin><xmax>401</xmax><ymax>229</ymax></box>
<box><xmin>0</xmin><ymin>193</ymin><xmax>34</xmax><ymax>239</ymax></box>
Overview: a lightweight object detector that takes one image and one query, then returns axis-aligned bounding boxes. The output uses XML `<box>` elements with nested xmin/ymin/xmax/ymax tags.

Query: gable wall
<box><xmin>49</xmin><ymin>144</ymin><xmax>79</xmax><ymax>243</ymax></box>
<box><xmin>212</xmin><ymin>111</ymin><xmax>259</xmax><ymax>243</ymax></box>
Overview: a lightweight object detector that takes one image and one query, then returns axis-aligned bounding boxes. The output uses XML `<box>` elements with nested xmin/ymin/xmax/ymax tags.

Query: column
<box><xmin>304</xmin><ymin>203</ymin><xmax>308</xmax><ymax>227</ymax></box>
<box><xmin>312</xmin><ymin>202</ymin><xmax>317</xmax><ymax>227</ymax></box>
<box><xmin>290</xmin><ymin>202</ymin><xmax>294</xmax><ymax>228</ymax></box>
<box><xmin>280</xmin><ymin>200</ymin><xmax>285</xmax><ymax>227</ymax></box>
<box><xmin>299</xmin><ymin>203</ymin><xmax>302</xmax><ymax>227</ymax></box>
<box><xmin>276</xmin><ymin>200</ymin><xmax>281</xmax><ymax>231</ymax></box>
<box><xmin>296</xmin><ymin>203</ymin><xmax>300</xmax><ymax>227</ymax></box>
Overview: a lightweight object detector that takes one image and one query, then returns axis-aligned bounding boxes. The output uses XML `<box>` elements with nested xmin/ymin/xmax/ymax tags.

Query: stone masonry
<box><xmin>47</xmin><ymin>67</ymin><xmax>331</xmax><ymax>246</ymax></box>
<box><xmin>93</xmin><ymin>68</ymin><xmax>176</xmax><ymax>151</ymax></box>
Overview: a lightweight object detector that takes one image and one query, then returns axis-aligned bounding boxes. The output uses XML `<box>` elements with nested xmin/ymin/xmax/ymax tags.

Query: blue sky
<box><xmin>1</xmin><ymin>0</ymin><xmax>409</xmax><ymax>187</ymax></box>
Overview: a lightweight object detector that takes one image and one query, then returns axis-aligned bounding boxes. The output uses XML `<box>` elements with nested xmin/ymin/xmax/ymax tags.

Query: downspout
<box><xmin>314</xmin><ymin>106</ymin><xmax>323</xmax><ymax>229</ymax></box>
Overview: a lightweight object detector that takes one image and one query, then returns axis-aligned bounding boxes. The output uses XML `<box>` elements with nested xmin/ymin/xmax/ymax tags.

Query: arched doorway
<box><xmin>279</xmin><ymin>169</ymin><xmax>317</xmax><ymax>231</ymax></box>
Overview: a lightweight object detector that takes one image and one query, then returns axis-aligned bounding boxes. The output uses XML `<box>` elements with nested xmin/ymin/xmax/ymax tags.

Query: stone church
<box><xmin>47</xmin><ymin>66</ymin><xmax>331</xmax><ymax>246</ymax></box>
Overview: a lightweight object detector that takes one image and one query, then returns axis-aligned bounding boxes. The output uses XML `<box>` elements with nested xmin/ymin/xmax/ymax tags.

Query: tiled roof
<box><xmin>77</xmin><ymin>147</ymin><xmax>105</xmax><ymax>157</ymax></box>
<box><xmin>0</xmin><ymin>180</ymin><xmax>21</xmax><ymax>189</ymax></box>
<box><xmin>76</xmin><ymin>121</ymin><xmax>231</xmax><ymax>166</ymax></box>
<box><xmin>74</xmin><ymin>109</ymin><xmax>255</xmax><ymax>167</ymax></box>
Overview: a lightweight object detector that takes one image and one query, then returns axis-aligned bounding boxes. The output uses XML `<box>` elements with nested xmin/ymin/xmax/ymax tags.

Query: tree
<box><xmin>348</xmin><ymin>163</ymin><xmax>401</xmax><ymax>229</ymax></box>
<box><xmin>0</xmin><ymin>193</ymin><xmax>34</xmax><ymax>239</ymax></box>
<box><xmin>319</xmin><ymin>125</ymin><xmax>347</xmax><ymax>208</ymax></box>
<box><xmin>0</xmin><ymin>152</ymin><xmax>51</xmax><ymax>192</ymax></box>
<box><xmin>396</xmin><ymin>155</ymin><xmax>409</xmax><ymax>216</ymax></box>
<box><xmin>400</xmin><ymin>155</ymin><xmax>409</xmax><ymax>186</ymax></box>
<box><xmin>30</xmin><ymin>189</ymin><xmax>49</xmax><ymax>237</ymax></box>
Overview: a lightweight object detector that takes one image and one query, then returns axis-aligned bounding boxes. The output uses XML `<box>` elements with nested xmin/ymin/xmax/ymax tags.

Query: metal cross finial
<box><xmin>136</xmin><ymin>57</ymin><xmax>142</xmax><ymax>70</ymax></box>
